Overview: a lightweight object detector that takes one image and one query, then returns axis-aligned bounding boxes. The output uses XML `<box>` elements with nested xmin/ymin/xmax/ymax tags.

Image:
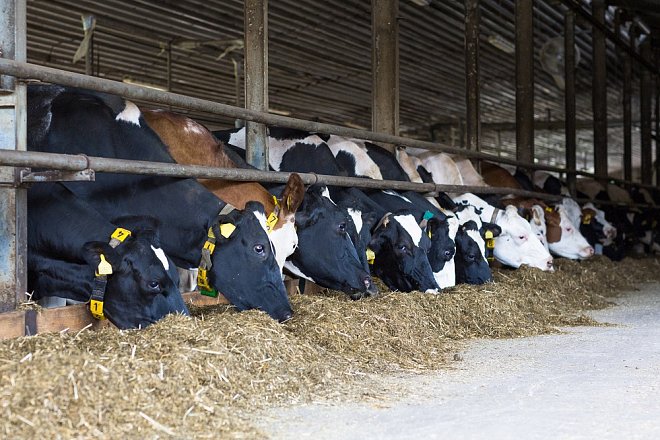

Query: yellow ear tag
<box><xmin>427</xmin><ymin>230</ymin><xmax>432</xmax><ymax>239</ymax></box>
<box><xmin>286</xmin><ymin>195</ymin><xmax>292</xmax><ymax>210</ymax></box>
<box><xmin>111</xmin><ymin>227</ymin><xmax>132</xmax><ymax>242</ymax></box>
<box><xmin>366</xmin><ymin>248</ymin><xmax>376</xmax><ymax>265</ymax></box>
<box><xmin>582</xmin><ymin>213</ymin><xmax>592</xmax><ymax>225</ymax></box>
<box><xmin>484</xmin><ymin>230</ymin><xmax>495</xmax><ymax>250</ymax></box>
<box><xmin>484</xmin><ymin>230</ymin><xmax>494</xmax><ymax>240</ymax></box>
<box><xmin>96</xmin><ymin>254</ymin><xmax>113</xmax><ymax>276</ymax></box>
<box><xmin>544</xmin><ymin>207</ymin><xmax>553</xmax><ymax>213</ymax></box>
<box><xmin>266</xmin><ymin>212</ymin><xmax>279</xmax><ymax>232</ymax></box>
<box><xmin>219</xmin><ymin>223</ymin><xmax>236</xmax><ymax>238</ymax></box>
<box><xmin>90</xmin><ymin>300</ymin><xmax>105</xmax><ymax>320</ymax></box>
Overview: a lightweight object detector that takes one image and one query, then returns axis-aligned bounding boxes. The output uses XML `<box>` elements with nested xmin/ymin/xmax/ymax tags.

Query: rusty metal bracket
<box><xmin>19</xmin><ymin>168</ymin><xmax>95</xmax><ymax>183</ymax></box>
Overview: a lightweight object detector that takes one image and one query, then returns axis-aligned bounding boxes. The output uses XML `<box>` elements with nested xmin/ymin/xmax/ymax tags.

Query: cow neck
<box><xmin>197</xmin><ymin>203</ymin><xmax>237</xmax><ymax>298</ymax></box>
<box><xmin>90</xmin><ymin>227</ymin><xmax>132</xmax><ymax>321</ymax></box>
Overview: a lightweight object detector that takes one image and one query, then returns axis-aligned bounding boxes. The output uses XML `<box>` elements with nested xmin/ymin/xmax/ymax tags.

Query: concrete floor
<box><xmin>258</xmin><ymin>284</ymin><xmax>660</xmax><ymax>439</ymax></box>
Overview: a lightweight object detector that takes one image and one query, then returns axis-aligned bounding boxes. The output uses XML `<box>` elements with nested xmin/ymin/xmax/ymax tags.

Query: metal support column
<box><xmin>515</xmin><ymin>0</ymin><xmax>534</xmax><ymax>171</ymax></box>
<box><xmin>564</xmin><ymin>10</ymin><xmax>577</xmax><ymax>196</ymax></box>
<box><xmin>244</xmin><ymin>0</ymin><xmax>269</xmax><ymax>170</ymax></box>
<box><xmin>465</xmin><ymin>0</ymin><xmax>481</xmax><ymax>153</ymax></box>
<box><xmin>592</xmin><ymin>0</ymin><xmax>608</xmax><ymax>179</ymax></box>
<box><xmin>372</xmin><ymin>0</ymin><xmax>399</xmax><ymax>154</ymax></box>
<box><xmin>623</xmin><ymin>24</ymin><xmax>636</xmax><ymax>183</ymax></box>
<box><xmin>640</xmin><ymin>41</ymin><xmax>653</xmax><ymax>185</ymax></box>
<box><xmin>656</xmin><ymin>52</ymin><xmax>660</xmax><ymax>187</ymax></box>
<box><xmin>0</xmin><ymin>0</ymin><xmax>27</xmax><ymax>312</ymax></box>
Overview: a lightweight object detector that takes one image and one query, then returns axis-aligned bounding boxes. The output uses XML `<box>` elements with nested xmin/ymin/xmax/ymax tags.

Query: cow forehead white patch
<box><xmin>347</xmin><ymin>208</ymin><xmax>363</xmax><ymax>234</ymax></box>
<box><xmin>321</xmin><ymin>187</ymin><xmax>337</xmax><ymax>205</ymax></box>
<box><xmin>394</xmin><ymin>214</ymin><xmax>422</xmax><ymax>246</ymax></box>
<box><xmin>253</xmin><ymin>211</ymin><xmax>269</xmax><ymax>235</ymax></box>
<box><xmin>465</xmin><ymin>229</ymin><xmax>486</xmax><ymax>263</ymax></box>
<box><xmin>115</xmin><ymin>101</ymin><xmax>141</xmax><ymax>126</ymax></box>
<box><xmin>446</xmin><ymin>215</ymin><xmax>459</xmax><ymax>239</ymax></box>
<box><xmin>150</xmin><ymin>246</ymin><xmax>169</xmax><ymax>271</ymax></box>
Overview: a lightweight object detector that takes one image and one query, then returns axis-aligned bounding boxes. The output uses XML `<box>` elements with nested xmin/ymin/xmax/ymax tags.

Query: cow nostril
<box><xmin>279</xmin><ymin>311</ymin><xmax>293</xmax><ymax>322</ymax></box>
<box><xmin>363</xmin><ymin>277</ymin><xmax>372</xmax><ymax>289</ymax></box>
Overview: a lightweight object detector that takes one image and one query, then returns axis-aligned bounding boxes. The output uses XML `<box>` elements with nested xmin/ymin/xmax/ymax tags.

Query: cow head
<box><xmin>424</xmin><ymin>212</ymin><xmax>459</xmax><ymax>289</ymax></box>
<box><xmin>205</xmin><ymin>201</ymin><xmax>293</xmax><ymax>322</ymax></box>
<box><xmin>81</xmin><ymin>217</ymin><xmax>188</xmax><ymax>330</ymax></box>
<box><xmin>546</xmin><ymin>205</ymin><xmax>594</xmax><ymax>259</ymax></box>
<box><xmin>453</xmin><ymin>205</ymin><xmax>496</xmax><ymax>284</ymax></box>
<box><xmin>492</xmin><ymin>205</ymin><xmax>554</xmax><ymax>271</ymax></box>
<box><xmin>285</xmin><ymin>185</ymin><xmax>373</xmax><ymax>299</ymax></box>
<box><xmin>368</xmin><ymin>211</ymin><xmax>439</xmax><ymax>293</ymax></box>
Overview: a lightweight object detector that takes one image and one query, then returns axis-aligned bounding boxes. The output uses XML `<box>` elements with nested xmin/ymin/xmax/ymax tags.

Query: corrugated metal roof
<box><xmin>25</xmin><ymin>0</ymin><xmax>655</xmax><ymax>176</ymax></box>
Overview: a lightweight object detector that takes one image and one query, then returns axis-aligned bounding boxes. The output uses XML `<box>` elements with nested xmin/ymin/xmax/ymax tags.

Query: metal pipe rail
<box><xmin>4</xmin><ymin>149</ymin><xmax>660</xmax><ymax>210</ymax></box>
<box><xmin>0</xmin><ymin>59</ymin><xmax>566</xmax><ymax>173</ymax></box>
<box><xmin>0</xmin><ymin>149</ymin><xmax>564</xmax><ymax>201</ymax></box>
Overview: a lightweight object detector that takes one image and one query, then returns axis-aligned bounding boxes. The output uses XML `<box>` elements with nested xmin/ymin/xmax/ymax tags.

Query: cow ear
<box><xmin>295</xmin><ymin>206</ymin><xmax>322</xmax><ymax>228</ymax></box>
<box><xmin>435</xmin><ymin>192</ymin><xmax>457</xmax><ymax>211</ymax></box>
<box><xmin>82</xmin><ymin>241</ymin><xmax>119</xmax><ymax>271</ymax></box>
<box><xmin>480</xmin><ymin>222</ymin><xmax>501</xmax><ymax>238</ymax></box>
<box><xmin>279</xmin><ymin>173</ymin><xmax>305</xmax><ymax>216</ymax></box>
<box><xmin>111</xmin><ymin>215</ymin><xmax>162</xmax><ymax>246</ymax></box>
<box><xmin>531</xmin><ymin>206</ymin><xmax>544</xmax><ymax>226</ymax></box>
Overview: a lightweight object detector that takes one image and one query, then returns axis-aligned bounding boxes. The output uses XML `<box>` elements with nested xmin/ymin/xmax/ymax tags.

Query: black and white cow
<box><xmin>368</xmin><ymin>190</ymin><xmax>458</xmax><ymax>289</ymax></box>
<box><xmin>274</xmin><ymin>184</ymin><xmax>376</xmax><ymax>298</ymax></box>
<box><xmin>28</xmin><ymin>85</ymin><xmax>293</xmax><ymax>322</ymax></box>
<box><xmin>28</xmin><ymin>182</ymin><xmax>188</xmax><ymax>329</ymax></box>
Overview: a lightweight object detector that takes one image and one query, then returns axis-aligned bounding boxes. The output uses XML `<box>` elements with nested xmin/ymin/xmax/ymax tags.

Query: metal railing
<box><xmin>0</xmin><ymin>59</ymin><xmax>658</xmax><ymax>211</ymax></box>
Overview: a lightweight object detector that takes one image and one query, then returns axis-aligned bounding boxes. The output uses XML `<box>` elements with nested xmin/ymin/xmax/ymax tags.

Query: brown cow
<box><xmin>142</xmin><ymin>110</ymin><xmax>305</xmax><ymax>272</ymax></box>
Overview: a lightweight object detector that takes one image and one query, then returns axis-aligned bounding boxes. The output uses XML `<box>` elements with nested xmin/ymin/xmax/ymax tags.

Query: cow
<box><xmin>141</xmin><ymin>110</ymin><xmax>305</xmax><ymax>273</ymax></box>
<box><xmin>452</xmin><ymin>203</ymin><xmax>500</xmax><ymax>284</ymax></box>
<box><xmin>275</xmin><ymin>184</ymin><xmax>376</xmax><ymax>298</ymax></box>
<box><xmin>368</xmin><ymin>189</ymin><xmax>458</xmax><ymax>289</ymax></box>
<box><xmin>28</xmin><ymin>182</ymin><xmax>188</xmax><ymax>329</ymax></box>
<box><xmin>27</xmin><ymin>84</ymin><xmax>293</xmax><ymax>322</ymax></box>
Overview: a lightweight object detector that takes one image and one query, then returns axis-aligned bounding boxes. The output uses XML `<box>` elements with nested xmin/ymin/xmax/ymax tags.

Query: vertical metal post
<box><xmin>166</xmin><ymin>41</ymin><xmax>172</xmax><ymax>92</ymax></box>
<box><xmin>564</xmin><ymin>10</ymin><xmax>577</xmax><ymax>197</ymax></box>
<box><xmin>515</xmin><ymin>0</ymin><xmax>534</xmax><ymax>170</ymax></box>
<box><xmin>640</xmin><ymin>41</ymin><xmax>653</xmax><ymax>185</ymax></box>
<box><xmin>656</xmin><ymin>51</ymin><xmax>660</xmax><ymax>186</ymax></box>
<box><xmin>465</xmin><ymin>0</ymin><xmax>480</xmax><ymax>152</ymax></box>
<box><xmin>372</xmin><ymin>0</ymin><xmax>399</xmax><ymax>154</ymax></box>
<box><xmin>623</xmin><ymin>25</ymin><xmax>634</xmax><ymax>182</ymax></box>
<box><xmin>592</xmin><ymin>0</ymin><xmax>608</xmax><ymax>179</ymax></box>
<box><xmin>244</xmin><ymin>0</ymin><xmax>269</xmax><ymax>170</ymax></box>
<box><xmin>0</xmin><ymin>0</ymin><xmax>27</xmax><ymax>312</ymax></box>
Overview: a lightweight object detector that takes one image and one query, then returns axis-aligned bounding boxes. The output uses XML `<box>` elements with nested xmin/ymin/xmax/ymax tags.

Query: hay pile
<box><xmin>0</xmin><ymin>257</ymin><xmax>658</xmax><ymax>438</ymax></box>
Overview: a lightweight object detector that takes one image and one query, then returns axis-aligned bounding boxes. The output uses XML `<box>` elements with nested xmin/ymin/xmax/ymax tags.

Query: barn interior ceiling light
<box><xmin>487</xmin><ymin>34</ymin><xmax>515</xmax><ymax>54</ymax></box>
<box><xmin>268</xmin><ymin>108</ymin><xmax>291</xmax><ymax>116</ymax></box>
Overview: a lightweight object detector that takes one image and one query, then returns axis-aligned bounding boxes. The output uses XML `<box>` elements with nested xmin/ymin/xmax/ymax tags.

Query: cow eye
<box><xmin>148</xmin><ymin>280</ymin><xmax>160</xmax><ymax>290</ymax></box>
<box><xmin>338</xmin><ymin>222</ymin><xmax>346</xmax><ymax>233</ymax></box>
<box><xmin>467</xmin><ymin>254</ymin><xmax>476</xmax><ymax>261</ymax></box>
<box><xmin>254</xmin><ymin>244</ymin><xmax>265</xmax><ymax>255</ymax></box>
<box><xmin>565</xmin><ymin>227</ymin><xmax>572</xmax><ymax>232</ymax></box>
<box><xmin>518</xmin><ymin>235</ymin><xmax>526</xmax><ymax>241</ymax></box>
<box><xmin>398</xmin><ymin>244</ymin><xmax>407</xmax><ymax>252</ymax></box>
